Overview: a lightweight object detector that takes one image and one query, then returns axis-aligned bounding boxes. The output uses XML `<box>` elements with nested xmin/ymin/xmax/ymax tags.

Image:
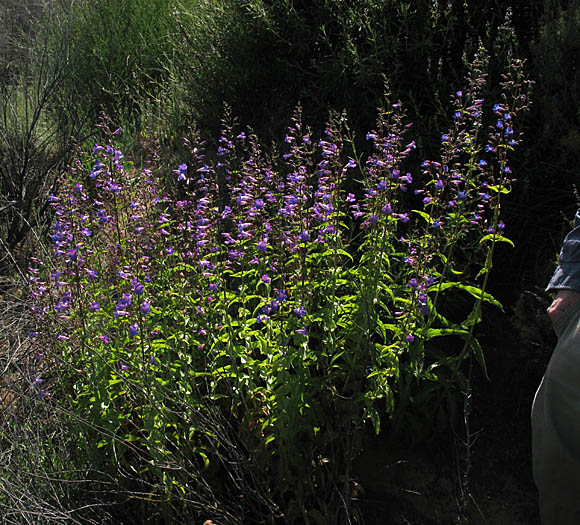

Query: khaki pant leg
<box><xmin>532</xmin><ymin>298</ymin><xmax>580</xmax><ymax>524</ymax></box>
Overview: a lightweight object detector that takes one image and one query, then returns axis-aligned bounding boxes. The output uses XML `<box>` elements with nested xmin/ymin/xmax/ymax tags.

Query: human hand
<box><xmin>547</xmin><ymin>289</ymin><xmax>580</xmax><ymax>324</ymax></box>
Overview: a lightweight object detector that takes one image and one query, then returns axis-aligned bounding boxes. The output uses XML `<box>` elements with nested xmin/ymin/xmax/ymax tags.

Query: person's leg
<box><xmin>532</xmin><ymin>297</ymin><xmax>580</xmax><ymax>524</ymax></box>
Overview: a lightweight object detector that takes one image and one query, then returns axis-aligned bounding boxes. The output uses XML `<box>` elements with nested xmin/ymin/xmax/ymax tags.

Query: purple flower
<box><xmin>38</xmin><ymin>389</ymin><xmax>49</xmax><ymax>400</ymax></box>
<box><xmin>140</xmin><ymin>301</ymin><xmax>151</xmax><ymax>314</ymax></box>
<box><xmin>261</xmin><ymin>274</ymin><xmax>271</xmax><ymax>284</ymax></box>
<box><xmin>174</xmin><ymin>163</ymin><xmax>188</xmax><ymax>181</ymax></box>
<box><xmin>294</xmin><ymin>305</ymin><xmax>306</xmax><ymax>318</ymax></box>
<box><xmin>89</xmin><ymin>301</ymin><xmax>100</xmax><ymax>313</ymax></box>
<box><xmin>295</xmin><ymin>328</ymin><xmax>308</xmax><ymax>336</ymax></box>
<box><xmin>382</xmin><ymin>204</ymin><xmax>393</xmax><ymax>215</ymax></box>
<box><xmin>117</xmin><ymin>269</ymin><xmax>130</xmax><ymax>280</ymax></box>
<box><xmin>120</xmin><ymin>361</ymin><xmax>129</xmax><ymax>371</ymax></box>
<box><xmin>406</xmin><ymin>333</ymin><xmax>415</xmax><ymax>343</ymax></box>
<box><xmin>132</xmin><ymin>280</ymin><xmax>145</xmax><ymax>295</ymax></box>
<box><xmin>298</xmin><ymin>230</ymin><xmax>310</xmax><ymax>242</ymax></box>
<box><xmin>128</xmin><ymin>324</ymin><xmax>139</xmax><ymax>337</ymax></box>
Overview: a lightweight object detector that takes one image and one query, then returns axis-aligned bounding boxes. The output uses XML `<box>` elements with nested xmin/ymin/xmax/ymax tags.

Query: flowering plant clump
<box><xmin>27</xmin><ymin>47</ymin><xmax>532</xmax><ymax>521</ymax></box>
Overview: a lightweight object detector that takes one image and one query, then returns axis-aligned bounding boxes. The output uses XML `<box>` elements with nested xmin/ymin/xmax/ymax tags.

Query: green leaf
<box><xmin>479</xmin><ymin>234</ymin><xmax>515</xmax><ymax>247</ymax></box>
<box><xmin>431</xmin><ymin>282</ymin><xmax>503</xmax><ymax>310</ymax></box>
<box><xmin>198</xmin><ymin>451</ymin><xmax>210</xmax><ymax>469</ymax></box>
<box><xmin>424</xmin><ymin>327</ymin><xmax>468</xmax><ymax>339</ymax></box>
<box><xmin>367</xmin><ymin>406</ymin><xmax>381</xmax><ymax>435</ymax></box>
<box><xmin>487</xmin><ymin>184</ymin><xmax>510</xmax><ymax>194</ymax></box>
<box><xmin>412</xmin><ymin>209</ymin><xmax>432</xmax><ymax>223</ymax></box>
<box><xmin>471</xmin><ymin>337</ymin><xmax>490</xmax><ymax>380</ymax></box>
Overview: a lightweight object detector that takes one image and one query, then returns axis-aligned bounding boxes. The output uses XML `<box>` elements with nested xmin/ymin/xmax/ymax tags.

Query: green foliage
<box><xmin>22</xmin><ymin>42</ymin><xmax>531</xmax><ymax>521</ymax></box>
<box><xmin>43</xmin><ymin>0</ymin><xmax>177</xmax><ymax>138</ymax></box>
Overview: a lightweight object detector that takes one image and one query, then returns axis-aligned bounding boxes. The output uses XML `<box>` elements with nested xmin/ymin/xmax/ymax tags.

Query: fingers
<box><xmin>547</xmin><ymin>290</ymin><xmax>580</xmax><ymax>324</ymax></box>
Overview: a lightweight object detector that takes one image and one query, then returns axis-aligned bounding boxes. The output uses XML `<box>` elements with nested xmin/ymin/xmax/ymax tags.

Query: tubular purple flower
<box><xmin>299</xmin><ymin>230</ymin><xmax>310</xmax><ymax>242</ymax></box>
<box><xmin>89</xmin><ymin>301</ymin><xmax>100</xmax><ymax>313</ymax></box>
<box><xmin>140</xmin><ymin>302</ymin><xmax>151</xmax><ymax>314</ymax></box>
<box><xmin>294</xmin><ymin>305</ymin><xmax>306</xmax><ymax>318</ymax></box>
<box><xmin>382</xmin><ymin>204</ymin><xmax>393</xmax><ymax>215</ymax></box>
<box><xmin>132</xmin><ymin>280</ymin><xmax>145</xmax><ymax>295</ymax></box>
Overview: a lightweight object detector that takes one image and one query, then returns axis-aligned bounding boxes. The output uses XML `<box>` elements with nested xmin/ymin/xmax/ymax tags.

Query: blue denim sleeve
<box><xmin>546</xmin><ymin>209</ymin><xmax>580</xmax><ymax>292</ymax></box>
